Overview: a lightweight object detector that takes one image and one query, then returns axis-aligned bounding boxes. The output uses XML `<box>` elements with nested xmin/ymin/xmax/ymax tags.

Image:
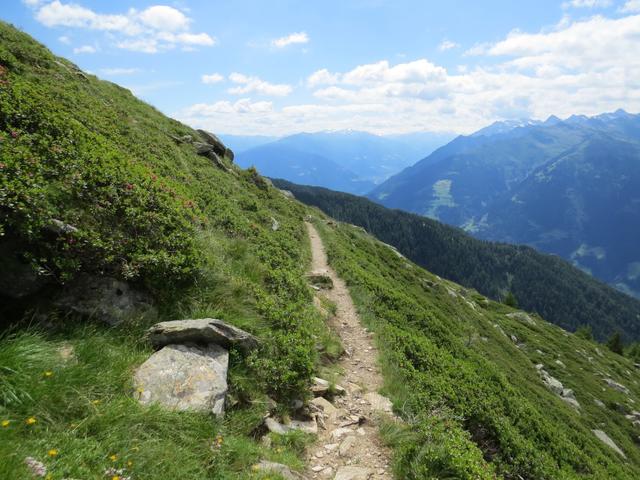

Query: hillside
<box><xmin>368</xmin><ymin>111</ymin><xmax>640</xmax><ymax>297</ymax></box>
<box><xmin>4</xmin><ymin>21</ymin><xmax>640</xmax><ymax>480</ymax></box>
<box><xmin>274</xmin><ymin>179</ymin><xmax>640</xmax><ymax>342</ymax></box>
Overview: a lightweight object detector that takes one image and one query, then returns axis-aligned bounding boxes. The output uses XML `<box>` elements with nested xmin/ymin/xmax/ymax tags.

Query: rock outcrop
<box><xmin>134</xmin><ymin>343</ymin><xmax>228</xmax><ymax>416</ymax></box>
<box><xmin>592</xmin><ymin>429</ymin><xmax>626</xmax><ymax>458</ymax></box>
<box><xmin>537</xmin><ymin>365</ymin><xmax>580</xmax><ymax>408</ymax></box>
<box><xmin>146</xmin><ymin>318</ymin><xmax>258</xmax><ymax>353</ymax></box>
<box><xmin>54</xmin><ymin>274</ymin><xmax>155</xmax><ymax>325</ymax></box>
<box><xmin>506</xmin><ymin>311</ymin><xmax>536</xmax><ymax>326</ymax></box>
<box><xmin>135</xmin><ymin>318</ymin><xmax>257</xmax><ymax>416</ymax></box>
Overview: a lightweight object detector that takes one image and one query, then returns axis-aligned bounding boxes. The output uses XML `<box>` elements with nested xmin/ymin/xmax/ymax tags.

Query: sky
<box><xmin>3</xmin><ymin>0</ymin><xmax>640</xmax><ymax>136</ymax></box>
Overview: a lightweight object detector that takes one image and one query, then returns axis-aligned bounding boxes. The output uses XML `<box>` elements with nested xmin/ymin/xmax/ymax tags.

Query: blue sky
<box><xmin>3</xmin><ymin>0</ymin><xmax>640</xmax><ymax>135</ymax></box>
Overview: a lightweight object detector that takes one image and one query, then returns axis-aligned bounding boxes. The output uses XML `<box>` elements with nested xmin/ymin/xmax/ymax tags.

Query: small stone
<box><xmin>339</xmin><ymin>435</ymin><xmax>357</xmax><ymax>457</ymax></box>
<box><xmin>334</xmin><ymin>466</ymin><xmax>373</xmax><ymax>480</ymax></box>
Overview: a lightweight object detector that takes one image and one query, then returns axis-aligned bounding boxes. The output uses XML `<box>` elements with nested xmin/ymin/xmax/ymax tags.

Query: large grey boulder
<box><xmin>196</xmin><ymin>129</ymin><xmax>230</xmax><ymax>158</ymax></box>
<box><xmin>0</xmin><ymin>248</ymin><xmax>49</xmax><ymax>299</ymax></box>
<box><xmin>604</xmin><ymin>378</ymin><xmax>630</xmax><ymax>394</ymax></box>
<box><xmin>592</xmin><ymin>429</ymin><xmax>626</xmax><ymax>458</ymax></box>
<box><xmin>134</xmin><ymin>343</ymin><xmax>229</xmax><ymax>416</ymax></box>
<box><xmin>54</xmin><ymin>274</ymin><xmax>155</xmax><ymax>325</ymax></box>
<box><xmin>146</xmin><ymin>318</ymin><xmax>258</xmax><ymax>353</ymax></box>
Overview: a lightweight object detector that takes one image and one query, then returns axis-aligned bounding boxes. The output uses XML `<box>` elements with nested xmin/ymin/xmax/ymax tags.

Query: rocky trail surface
<box><xmin>304</xmin><ymin>222</ymin><xmax>394</xmax><ymax>480</ymax></box>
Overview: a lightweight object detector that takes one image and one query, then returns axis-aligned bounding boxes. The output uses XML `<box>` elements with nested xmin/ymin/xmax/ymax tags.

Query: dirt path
<box><xmin>304</xmin><ymin>222</ymin><xmax>394</xmax><ymax>480</ymax></box>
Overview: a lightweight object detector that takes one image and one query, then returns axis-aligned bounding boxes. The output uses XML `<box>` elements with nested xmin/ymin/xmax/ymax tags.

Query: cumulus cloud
<box><xmin>183</xmin><ymin>98</ymin><xmax>274</xmax><ymax>115</ymax></box>
<box><xmin>182</xmin><ymin>12</ymin><xmax>640</xmax><ymax>135</ymax></box>
<box><xmin>228</xmin><ymin>73</ymin><xmax>292</xmax><ymax>96</ymax></box>
<box><xmin>31</xmin><ymin>1</ymin><xmax>215</xmax><ymax>53</ymax></box>
<box><xmin>438</xmin><ymin>40</ymin><xmax>459</xmax><ymax>51</ymax></box>
<box><xmin>271</xmin><ymin>32</ymin><xmax>309</xmax><ymax>48</ymax></box>
<box><xmin>621</xmin><ymin>0</ymin><xmax>640</xmax><ymax>12</ymax></box>
<box><xmin>564</xmin><ymin>0</ymin><xmax>611</xmax><ymax>8</ymax></box>
<box><xmin>202</xmin><ymin>73</ymin><xmax>224</xmax><ymax>84</ymax></box>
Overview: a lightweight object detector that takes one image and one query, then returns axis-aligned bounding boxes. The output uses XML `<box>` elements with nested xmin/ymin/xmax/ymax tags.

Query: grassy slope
<box><xmin>273</xmin><ymin>179</ymin><xmax>640</xmax><ymax>342</ymax></box>
<box><xmin>313</xmin><ymin>216</ymin><xmax>640</xmax><ymax>479</ymax></box>
<box><xmin>3</xmin><ymin>21</ymin><xmax>640</xmax><ymax>480</ymax></box>
<box><xmin>0</xmin><ymin>22</ymin><xmax>338</xmax><ymax>479</ymax></box>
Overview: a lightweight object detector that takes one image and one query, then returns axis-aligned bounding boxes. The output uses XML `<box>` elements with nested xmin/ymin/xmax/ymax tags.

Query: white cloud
<box><xmin>73</xmin><ymin>45</ymin><xmax>96</xmax><ymax>54</ymax></box>
<box><xmin>202</xmin><ymin>73</ymin><xmax>224</xmax><ymax>84</ymax></box>
<box><xmin>228</xmin><ymin>73</ymin><xmax>292</xmax><ymax>96</ymax></box>
<box><xmin>564</xmin><ymin>0</ymin><xmax>611</xmax><ymax>8</ymax></box>
<box><xmin>622</xmin><ymin>0</ymin><xmax>640</xmax><ymax>12</ymax></box>
<box><xmin>438</xmin><ymin>40</ymin><xmax>459</xmax><ymax>51</ymax></box>
<box><xmin>32</xmin><ymin>1</ymin><xmax>215</xmax><ymax>53</ymax></box>
<box><xmin>58</xmin><ymin>35</ymin><xmax>70</xmax><ymax>44</ymax></box>
<box><xmin>182</xmin><ymin>12</ymin><xmax>640</xmax><ymax>135</ymax></box>
<box><xmin>100</xmin><ymin>67</ymin><xmax>141</xmax><ymax>75</ymax></box>
<box><xmin>307</xmin><ymin>68</ymin><xmax>340</xmax><ymax>87</ymax></box>
<box><xmin>139</xmin><ymin>5</ymin><xmax>189</xmax><ymax>31</ymax></box>
<box><xmin>271</xmin><ymin>31</ymin><xmax>309</xmax><ymax>48</ymax></box>
<box><xmin>184</xmin><ymin>98</ymin><xmax>274</xmax><ymax>115</ymax></box>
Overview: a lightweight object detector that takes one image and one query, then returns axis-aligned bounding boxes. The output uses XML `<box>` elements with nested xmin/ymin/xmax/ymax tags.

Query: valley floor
<box><xmin>304</xmin><ymin>223</ymin><xmax>393</xmax><ymax>479</ymax></box>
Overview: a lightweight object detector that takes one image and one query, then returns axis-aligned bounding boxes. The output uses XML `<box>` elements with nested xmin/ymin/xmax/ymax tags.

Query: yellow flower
<box><xmin>112</xmin><ymin>476</ymin><xmax>120</xmax><ymax>480</ymax></box>
<box><xmin>43</xmin><ymin>371</ymin><xmax>53</xmax><ymax>377</ymax></box>
<box><xmin>48</xmin><ymin>449</ymin><xmax>59</xmax><ymax>457</ymax></box>
<box><xmin>26</xmin><ymin>417</ymin><xmax>37</xmax><ymax>425</ymax></box>
<box><xmin>91</xmin><ymin>399</ymin><xmax>101</xmax><ymax>405</ymax></box>
<box><xmin>109</xmin><ymin>454</ymin><xmax>118</xmax><ymax>462</ymax></box>
<box><xmin>127</xmin><ymin>460</ymin><xmax>133</xmax><ymax>467</ymax></box>
<box><xmin>1</xmin><ymin>420</ymin><xmax>9</xmax><ymax>427</ymax></box>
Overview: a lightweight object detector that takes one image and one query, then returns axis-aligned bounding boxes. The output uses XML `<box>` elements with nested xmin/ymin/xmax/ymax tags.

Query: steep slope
<box><xmin>314</xmin><ymin>215</ymin><xmax>640</xmax><ymax>479</ymax></box>
<box><xmin>0</xmin><ymin>21</ymin><xmax>335</xmax><ymax>479</ymax></box>
<box><xmin>4</xmin><ymin>21</ymin><xmax>640</xmax><ymax>480</ymax></box>
<box><xmin>274</xmin><ymin>179</ymin><xmax>640</xmax><ymax>342</ymax></box>
<box><xmin>479</xmin><ymin>136</ymin><xmax>640</xmax><ymax>297</ymax></box>
<box><xmin>369</xmin><ymin>111</ymin><xmax>640</xmax><ymax>297</ymax></box>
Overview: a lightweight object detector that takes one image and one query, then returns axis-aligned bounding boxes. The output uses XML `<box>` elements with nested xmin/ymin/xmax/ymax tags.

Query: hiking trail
<box><xmin>304</xmin><ymin>222</ymin><xmax>394</xmax><ymax>480</ymax></box>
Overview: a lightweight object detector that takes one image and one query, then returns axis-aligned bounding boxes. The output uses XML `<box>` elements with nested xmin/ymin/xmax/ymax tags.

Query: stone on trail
<box><xmin>307</xmin><ymin>273</ymin><xmax>334</xmax><ymax>290</ymax></box>
<box><xmin>265</xmin><ymin>415</ymin><xmax>318</xmax><ymax>435</ymax></box>
<box><xmin>133</xmin><ymin>343</ymin><xmax>228</xmax><ymax>416</ymax></box>
<box><xmin>363</xmin><ymin>392</ymin><xmax>393</xmax><ymax>413</ymax></box>
<box><xmin>339</xmin><ymin>435</ymin><xmax>357</xmax><ymax>457</ymax></box>
<box><xmin>311</xmin><ymin>377</ymin><xmax>346</xmax><ymax>397</ymax></box>
<box><xmin>334</xmin><ymin>466</ymin><xmax>373</xmax><ymax>480</ymax></box>
<box><xmin>146</xmin><ymin>318</ymin><xmax>258</xmax><ymax>353</ymax></box>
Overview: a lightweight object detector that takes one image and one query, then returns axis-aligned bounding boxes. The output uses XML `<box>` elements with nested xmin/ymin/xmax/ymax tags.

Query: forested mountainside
<box><xmin>274</xmin><ymin>179</ymin><xmax>640</xmax><ymax>342</ymax></box>
<box><xmin>4</xmin><ymin>21</ymin><xmax>640</xmax><ymax>479</ymax></box>
<box><xmin>369</xmin><ymin>112</ymin><xmax>640</xmax><ymax>298</ymax></box>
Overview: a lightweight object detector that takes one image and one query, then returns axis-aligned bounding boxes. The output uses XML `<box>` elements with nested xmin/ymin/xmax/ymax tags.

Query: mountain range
<box><xmin>369</xmin><ymin>110</ymin><xmax>640</xmax><ymax>297</ymax></box>
<box><xmin>232</xmin><ymin>130</ymin><xmax>454</xmax><ymax>194</ymax></box>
